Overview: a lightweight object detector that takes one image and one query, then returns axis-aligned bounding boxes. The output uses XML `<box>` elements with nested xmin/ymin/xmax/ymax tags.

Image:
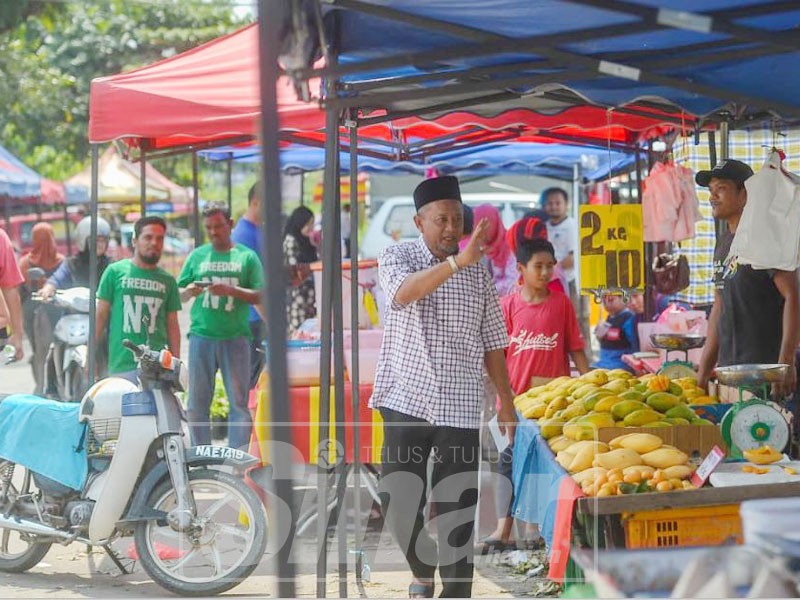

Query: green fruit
<box><xmin>582</xmin><ymin>390</ymin><xmax>614</xmax><ymax>411</ymax></box>
<box><xmin>691</xmin><ymin>418</ymin><xmax>714</xmax><ymax>426</ymax></box>
<box><xmin>633</xmin><ymin>383</ymin><xmax>648</xmax><ymax>394</ymax></box>
<box><xmin>624</xmin><ymin>409</ymin><xmax>664</xmax><ymax>427</ymax></box>
<box><xmin>611</xmin><ymin>400</ymin><xmax>647</xmax><ymax>421</ymax></box>
<box><xmin>667</xmin><ymin>382</ymin><xmax>683</xmax><ymax>397</ymax></box>
<box><xmin>646</xmin><ymin>392</ymin><xmax>681</xmax><ymax>413</ymax></box>
<box><xmin>663</xmin><ymin>417</ymin><xmax>690</xmax><ymax>426</ymax></box>
<box><xmin>618</xmin><ymin>482</ymin><xmax>638</xmax><ymax>495</ymax></box>
<box><xmin>618</xmin><ymin>390</ymin><xmax>645</xmax><ymax>402</ymax></box>
<box><xmin>594</xmin><ymin>395</ymin><xmax>623</xmax><ymax>413</ymax></box>
<box><xmin>665</xmin><ymin>404</ymin><xmax>697</xmax><ymax>421</ymax></box>
<box><xmin>643</xmin><ymin>421</ymin><xmax>672</xmax><ymax>428</ymax></box>
<box><xmin>580</xmin><ymin>412</ymin><xmax>616</xmax><ymax>429</ymax></box>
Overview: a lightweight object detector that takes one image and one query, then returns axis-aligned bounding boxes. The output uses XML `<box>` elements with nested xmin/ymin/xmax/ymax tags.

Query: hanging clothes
<box><xmin>642</xmin><ymin>161</ymin><xmax>702</xmax><ymax>242</ymax></box>
<box><xmin>729</xmin><ymin>150</ymin><xmax>800</xmax><ymax>271</ymax></box>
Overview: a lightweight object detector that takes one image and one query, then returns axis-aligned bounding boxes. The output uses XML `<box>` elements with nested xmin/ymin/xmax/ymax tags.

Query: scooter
<box><xmin>0</xmin><ymin>340</ymin><xmax>268</xmax><ymax>596</ymax></box>
<box><xmin>30</xmin><ymin>284</ymin><xmax>90</xmax><ymax>402</ymax></box>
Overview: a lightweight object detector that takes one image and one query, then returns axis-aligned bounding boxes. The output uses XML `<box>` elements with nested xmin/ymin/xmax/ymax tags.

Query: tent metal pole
<box><xmin>716</xmin><ymin>122</ymin><xmax>730</xmax><ymax>239</ymax></box>
<box><xmin>331</xmin><ymin>134</ymin><xmax>348</xmax><ymax>599</ymax></box>
<box><xmin>256</xmin><ymin>3</ymin><xmax>296</xmax><ymax>593</ymax></box>
<box><xmin>226</xmin><ymin>156</ymin><xmax>233</xmax><ymax>214</ymax></box>
<box><xmin>317</xmin><ymin>88</ymin><xmax>340</xmax><ymax>600</ymax></box>
<box><xmin>348</xmin><ymin>115</ymin><xmax>363</xmax><ymax>583</ymax></box>
<box><xmin>192</xmin><ymin>152</ymin><xmax>201</xmax><ymax>247</ymax></box>
<box><xmin>88</xmin><ymin>144</ymin><xmax>99</xmax><ymax>384</ymax></box>
<box><xmin>636</xmin><ymin>148</ymin><xmax>655</xmax><ymax>321</ymax></box>
<box><xmin>140</xmin><ymin>145</ymin><xmax>147</xmax><ymax>217</ymax></box>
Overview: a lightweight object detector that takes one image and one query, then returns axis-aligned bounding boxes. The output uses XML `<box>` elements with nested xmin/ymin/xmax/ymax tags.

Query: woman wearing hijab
<box><xmin>18</xmin><ymin>222</ymin><xmax>64</xmax><ymax>394</ymax></box>
<box><xmin>283</xmin><ymin>206</ymin><xmax>318</xmax><ymax>333</ymax></box>
<box><xmin>459</xmin><ymin>204</ymin><xmax>517</xmax><ymax>296</ymax></box>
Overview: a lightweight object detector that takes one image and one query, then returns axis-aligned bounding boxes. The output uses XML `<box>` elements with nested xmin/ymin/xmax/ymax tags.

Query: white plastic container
<box><xmin>311</xmin><ymin>260</ymin><xmax>380</xmax><ymax>329</ymax></box>
<box><xmin>740</xmin><ymin>497</ymin><xmax>800</xmax><ymax>551</ymax></box>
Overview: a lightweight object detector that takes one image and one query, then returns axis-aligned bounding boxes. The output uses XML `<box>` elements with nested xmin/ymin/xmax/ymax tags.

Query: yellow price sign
<box><xmin>578</xmin><ymin>205</ymin><xmax>644</xmax><ymax>292</ymax></box>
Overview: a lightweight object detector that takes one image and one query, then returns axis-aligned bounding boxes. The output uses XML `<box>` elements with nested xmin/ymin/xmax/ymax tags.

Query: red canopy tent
<box><xmin>89</xmin><ymin>23</ymin><xmax>694</xmax><ymax>154</ymax></box>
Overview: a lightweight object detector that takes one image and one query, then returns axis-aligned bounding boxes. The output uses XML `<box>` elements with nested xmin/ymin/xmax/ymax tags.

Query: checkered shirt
<box><xmin>370</xmin><ymin>236</ymin><xmax>508</xmax><ymax>429</ymax></box>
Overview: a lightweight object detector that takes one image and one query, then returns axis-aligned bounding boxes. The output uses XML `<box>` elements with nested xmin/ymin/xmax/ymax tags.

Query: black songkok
<box><xmin>413</xmin><ymin>176</ymin><xmax>462</xmax><ymax>212</ymax></box>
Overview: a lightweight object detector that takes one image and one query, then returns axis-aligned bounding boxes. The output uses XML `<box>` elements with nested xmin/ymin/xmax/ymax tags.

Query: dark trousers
<box><xmin>248</xmin><ymin>320</ymin><xmax>266</xmax><ymax>390</ymax></box>
<box><xmin>378</xmin><ymin>408</ymin><xmax>480</xmax><ymax>598</ymax></box>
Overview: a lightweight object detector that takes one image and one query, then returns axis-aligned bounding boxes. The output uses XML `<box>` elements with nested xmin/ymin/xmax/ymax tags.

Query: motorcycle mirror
<box><xmin>27</xmin><ymin>267</ymin><xmax>46</xmax><ymax>281</ymax></box>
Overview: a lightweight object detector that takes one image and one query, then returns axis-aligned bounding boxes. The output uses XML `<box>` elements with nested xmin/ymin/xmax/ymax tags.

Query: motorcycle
<box><xmin>30</xmin><ymin>284</ymin><xmax>90</xmax><ymax>402</ymax></box>
<box><xmin>0</xmin><ymin>340</ymin><xmax>267</xmax><ymax>596</ymax></box>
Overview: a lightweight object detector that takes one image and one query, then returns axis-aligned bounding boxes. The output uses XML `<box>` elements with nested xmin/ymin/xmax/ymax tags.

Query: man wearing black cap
<box><xmin>697</xmin><ymin>159</ymin><xmax>799</xmax><ymax>395</ymax></box>
<box><xmin>371</xmin><ymin>175</ymin><xmax>517</xmax><ymax>598</ymax></box>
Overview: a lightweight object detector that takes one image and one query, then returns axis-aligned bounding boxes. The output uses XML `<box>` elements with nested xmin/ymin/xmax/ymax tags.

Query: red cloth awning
<box><xmin>89</xmin><ymin>23</ymin><xmax>695</xmax><ymax>151</ymax></box>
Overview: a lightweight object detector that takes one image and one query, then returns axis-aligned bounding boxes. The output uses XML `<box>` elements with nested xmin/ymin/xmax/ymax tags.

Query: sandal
<box><xmin>408</xmin><ymin>582</ymin><xmax>434</xmax><ymax>598</ymax></box>
<box><xmin>474</xmin><ymin>537</ymin><xmax>516</xmax><ymax>555</ymax></box>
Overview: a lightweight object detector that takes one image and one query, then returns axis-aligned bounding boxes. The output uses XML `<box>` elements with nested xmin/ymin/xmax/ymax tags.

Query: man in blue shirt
<box><xmin>231</xmin><ymin>182</ymin><xmax>265</xmax><ymax>388</ymax></box>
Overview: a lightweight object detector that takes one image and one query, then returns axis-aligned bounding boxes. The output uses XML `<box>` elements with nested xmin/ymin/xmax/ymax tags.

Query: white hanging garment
<box><xmin>729</xmin><ymin>150</ymin><xmax>800</xmax><ymax>271</ymax></box>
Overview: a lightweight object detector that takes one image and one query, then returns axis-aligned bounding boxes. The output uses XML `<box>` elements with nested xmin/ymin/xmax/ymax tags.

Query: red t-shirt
<box><xmin>501</xmin><ymin>290</ymin><xmax>585</xmax><ymax>395</ymax></box>
<box><xmin>0</xmin><ymin>229</ymin><xmax>23</xmax><ymax>288</ymax></box>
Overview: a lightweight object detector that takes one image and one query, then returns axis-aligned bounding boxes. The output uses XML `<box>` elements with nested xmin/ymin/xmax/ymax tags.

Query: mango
<box><xmin>572</xmin><ymin>466</ymin><xmax>607</xmax><ymax>486</ymax></box>
<box><xmin>544</xmin><ymin>396</ymin><xmax>569</xmax><ymax>418</ymax></box>
<box><xmin>691</xmin><ymin>418</ymin><xmax>714</xmax><ymax>426</ymax></box>
<box><xmin>539</xmin><ymin>419</ymin><xmax>564</xmax><ymax>440</ymax></box>
<box><xmin>563</xmin><ymin>423</ymin><xmax>597</xmax><ymax>441</ymax></box>
<box><xmin>622</xmin><ymin>464</ymin><xmax>655</xmax><ymax>480</ymax></box>
<box><xmin>555</xmin><ymin>450</ymin><xmax>575</xmax><ymax>470</ymax></box>
<box><xmin>646</xmin><ymin>392</ymin><xmax>681</xmax><ymax>413</ymax></box>
<box><xmin>610</xmin><ymin>432</ymin><xmax>663</xmax><ymax>454</ymax></box>
<box><xmin>601</xmin><ymin>379</ymin><xmax>629</xmax><ymax>394</ymax></box>
<box><xmin>579</xmin><ymin>370</ymin><xmax>609</xmax><ymax>386</ymax></box>
<box><xmin>572</xmin><ymin>383</ymin><xmax>600</xmax><ymax>400</ymax></box>
<box><xmin>582</xmin><ymin>390</ymin><xmax>614</xmax><ymax>411</ymax></box>
<box><xmin>547</xmin><ymin>435</ymin><xmax>575</xmax><ymax>453</ymax></box>
<box><xmin>522</xmin><ymin>402</ymin><xmax>547</xmax><ymax>420</ymax></box>
<box><xmin>593</xmin><ymin>448</ymin><xmax>643</xmax><ymax>470</ymax></box>
<box><xmin>611</xmin><ymin>400</ymin><xmax>647</xmax><ymax>421</ymax></box>
<box><xmin>640</xmin><ymin>447</ymin><xmax>689</xmax><ymax>469</ymax></box>
<box><xmin>662</xmin><ymin>465</ymin><xmax>695</xmax><ymax>480</ymax></box>
<box><xmin>580</xmin><ymin>412</ymin><xmax>616</xmax><ymax>429</ymax></box>
<box><xmin>618</xmin><ymin>390</ymin><xmax>645</xmax><ymax>402</ymax></box>
<box><xmin>608</xmin><ymin>369</ymin><xmax>634</xmax><ymax>381</ymax></box>
<box><xmin>690</xmin><ymin>395</ymin><xmax>718</xmax><ymax>406</ymax></box>
<box><xmin>594</xmin><ymin>395</ymin><xmax>622</xmax><ymax>413</ymax></box>
<box><xmin>623</xmin><ymin>408</ymin><xmax>664</xmax><ymax>427</ymax></box>
<box><xmin>663</xmin><ymin>417</ymin><xmax>690</xmax><ymax>426</ymax></box>
<box><xmin>643</xmin><ymin>421</ymin><xmax>672</xmax><ymax>428</ymax></box>
<box><xmin>665</xmin><ymin>404</ymin><xmax>697</xmax><ymax>421</ymax></box>
<box><xmin>561</xmin><ymin>403</ymin><xmax>588</xmax><ymax>421</ymax></box>
<box><xmin>667</xmin><ymin>382</ymin><xmax>684</xmax><ymax>397</ymax></box>
<box><xmin>568</xmin><ymin>442</ymin><xmax>610</xmax><ymax>473</ymax></box>
<box><xmin>544</xmin><ymin>376</ymin><xmax>572</xmax><ymax>391</ymax></box>
<box><xmin>681</xmin><ymin>388</ymin><xmax>704</xmax><ymax>401</ymax></box>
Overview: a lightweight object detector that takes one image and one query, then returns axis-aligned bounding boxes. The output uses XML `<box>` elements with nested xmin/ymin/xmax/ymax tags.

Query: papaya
<box><xmin>593</xmin><ymin>395</ymin><xmax>622</xmax><ymax>413</ymax></box>
<box><xmin>582</xmin><ymin>389</ymin><xmax>615</xmax><ymax>411</ymax></box>
<box><xmin>611</xmin><ymin>400</ymin><xmax>647</xmax><ymax>421</ymax></box>
<box><xmin>665</xmin><ymin>404</ymin><xmax>697</xmax><ymax>421</ymax></box>
<box><xmin>623</xmin><ymin>408</ymin><xmax>664</xmax><ymax>427</ymax></box>
<box><xmin>601</xmin><ymin>379</ymin><xmax>629</xmax><ymax>394</ymax></box>
<box><xmin>618</xmin><ymin>390</ymin><xmax>645</xmax><ymax>403</ymax></box>
<box><xmin>646</xmin><ymin>392</ymin><xmax>681</xmax><ymax>413</ymax></box>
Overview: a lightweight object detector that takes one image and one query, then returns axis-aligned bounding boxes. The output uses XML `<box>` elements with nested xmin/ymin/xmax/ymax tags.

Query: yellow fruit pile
<box><xmin>742</xmin><ymin>445</ymin><xmax>783</xmax><ymax>465</ymax></box>
<box><xmin>550</xmin><ymin>432</ymin><xmax>697</xmax><ymax>496</ymax></box>
<box><xmin>513</xmin><ymin>369</ymin><xmax>716</xmax><ymax>440</ymax></box>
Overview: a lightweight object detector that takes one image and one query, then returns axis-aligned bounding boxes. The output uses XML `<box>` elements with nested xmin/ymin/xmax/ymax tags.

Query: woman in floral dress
<box><xmin>283</xmin><ymin>206</ymin><xmax>318</xmax><ymax>333</ymax></box>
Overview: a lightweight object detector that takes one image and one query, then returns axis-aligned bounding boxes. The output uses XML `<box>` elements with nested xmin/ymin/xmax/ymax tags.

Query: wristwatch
<box><xmin>446</xmin><ymin>255</ymin><xmax>460</xmax><ymax>274</ymax></box>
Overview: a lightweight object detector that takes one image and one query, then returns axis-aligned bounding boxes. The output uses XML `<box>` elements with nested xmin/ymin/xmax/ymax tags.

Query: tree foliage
<box><xmin>0</xmin><ymin>0</ymin><xmax>251</xmax><ymax>181</ymax></box>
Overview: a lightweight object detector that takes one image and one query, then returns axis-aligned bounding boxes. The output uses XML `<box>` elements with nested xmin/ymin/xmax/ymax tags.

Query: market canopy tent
<box><xmin>65</xmin><ymin>146</ymin><xmax>189</xmax><ymax>205</ymax></box>
<box><xmin>288</xmin><ymin>0</ymin><xmax>800</xmax><ymax>126</ymax></box>
<box><xmin>0</xmin><ymin>143</ymin><xmax>41</xmax><ymax>201</ymax></box>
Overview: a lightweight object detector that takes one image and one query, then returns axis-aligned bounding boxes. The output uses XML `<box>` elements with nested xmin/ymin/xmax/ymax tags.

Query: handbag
<box><xmin>653</xmin><ymin>253</ymin><xmax>690</xmax><ymax>295</ymax></box>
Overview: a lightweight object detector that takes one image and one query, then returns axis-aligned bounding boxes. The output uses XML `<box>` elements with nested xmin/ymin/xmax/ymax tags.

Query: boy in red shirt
<box><xmin>479</xmin><ymin>238</ymin><xmax>589</xmax><ymax>552</ymax></box>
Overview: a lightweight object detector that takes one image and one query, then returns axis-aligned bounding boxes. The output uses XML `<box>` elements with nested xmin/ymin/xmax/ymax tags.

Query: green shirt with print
<box><xmin>97</xmin><ymin>259</ymin><xmax>182</xmax><ymax>374</ymax></box>
<box><xmin>178</xmin><ymin>243</ymin><xmax>263</xmax><ymax>340</ymax></box>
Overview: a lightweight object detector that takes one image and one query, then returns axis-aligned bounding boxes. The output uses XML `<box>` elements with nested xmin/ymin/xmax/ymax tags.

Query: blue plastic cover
<box><xmin>121</xmin><ymin>391</ymin><xmax>158</xmax><ymax>417</ymax></box>
<box><xmin>0</xmin><ymin>395</ymin><xmax>87</xmax><ymax>491</ymax></box>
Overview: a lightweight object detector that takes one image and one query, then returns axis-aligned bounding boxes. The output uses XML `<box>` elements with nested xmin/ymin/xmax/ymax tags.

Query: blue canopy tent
<box><xmin>0</xmin><ymin>143</ymin><xmax>41</xmax><ymax>200</ymax></box>
<box><xmin>200</xmin><ymin>141</ymin><xmax>635</xmax><ymax>180</ymax></box>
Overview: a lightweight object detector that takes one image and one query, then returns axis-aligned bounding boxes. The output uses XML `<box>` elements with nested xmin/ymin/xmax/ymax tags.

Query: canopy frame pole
<box><xmin>256</xmin><ymin>3</ymin><xmax>297</xmax><ymax>593</ymax></box>
<box><xmin>715</xmin><ymin>121</ymin><xmax>730</xmax><ymax>239</ymax></box>
<box><xmin>140</xmin><ymin>143</ymin><xmax>147</xmax><ymax>217</ymax></box>
<box><xmin>226</xmin><ymin>155</ymin><xmax>233</xmax><ymax>215</ymax></box>
<box><xmin>88</xmin><ymin>144</ymin><xmax>99</xmax><ymax>384</ymax></box>
<box><xmin>348</xmin><ymin>112</ymin><xmax>363</xmax><ymax>583</ymax></box>
<box><xmin>192</xmin><ymin>151</ymin><xmax>201</xmax><ymax>247</ymax></box>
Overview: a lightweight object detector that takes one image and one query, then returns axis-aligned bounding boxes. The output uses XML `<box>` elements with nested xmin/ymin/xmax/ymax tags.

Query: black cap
<box><xmin>695</xmin><ymin>159</ymin><xmax>754</xmax><ymax>187</ymax></box>
<box><xmin>413</xmin><ymin>175</ymin><xmax>462</xmax><ymax>211</ymax></box>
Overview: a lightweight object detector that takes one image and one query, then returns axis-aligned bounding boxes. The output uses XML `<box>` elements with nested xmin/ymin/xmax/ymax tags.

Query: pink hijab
<box><xmin>462</xmin><ymin>204</ymin><xmax>511</xmax><ymax>276</ymax></box>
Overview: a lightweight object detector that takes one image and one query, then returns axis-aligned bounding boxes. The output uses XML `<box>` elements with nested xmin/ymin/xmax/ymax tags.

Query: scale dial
<box><xmin>723</xmin><ymin>400</ymin><xmax>790</xmax><ymax>453</ymax></box>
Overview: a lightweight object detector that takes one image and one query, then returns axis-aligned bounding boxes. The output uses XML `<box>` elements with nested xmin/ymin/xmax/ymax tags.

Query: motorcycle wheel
<box><xmin>0</xmin><ymin>461</ymin><xmax>52</xmax><ymax>573</ymax></box>
<box><xmin>133</xmin><ymin>468</ymin><xmax>267</xmax><ymax>597</ymax></box>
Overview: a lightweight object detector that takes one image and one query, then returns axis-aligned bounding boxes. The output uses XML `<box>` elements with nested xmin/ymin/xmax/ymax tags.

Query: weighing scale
<box><xmin>716</xmin><ymin>364</ymin><xmax>792</xmax><ymax>458</ymax></box>
<box><xmin>649</xmin><ymin>333</ymin><xmax>706</xmax><ymax>379</ymax></box>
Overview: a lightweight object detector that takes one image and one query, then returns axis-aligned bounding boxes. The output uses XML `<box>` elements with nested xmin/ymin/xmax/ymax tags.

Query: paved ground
<box><xmin>0</xmin><ymin>312</ymin><xmax>556</xmax><ymax>598</ymax></box>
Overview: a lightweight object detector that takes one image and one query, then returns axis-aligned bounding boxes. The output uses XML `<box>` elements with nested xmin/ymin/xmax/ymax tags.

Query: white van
<box><xmin>360</xmin><ymin>193</ymin><xmax>541</xmax><ymax>259</ymax></box>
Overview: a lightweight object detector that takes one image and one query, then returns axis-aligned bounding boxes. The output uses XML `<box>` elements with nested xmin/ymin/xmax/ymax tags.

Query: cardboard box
<box><xmin>596</xmin><ymin>425</ymin><xmax>727</xmax><ymax>460</ymax></box>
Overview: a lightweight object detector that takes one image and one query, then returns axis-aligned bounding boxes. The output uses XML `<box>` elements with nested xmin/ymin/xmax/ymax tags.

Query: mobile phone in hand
<box><xmin>195</xmin><ymin>280</ymin><xmax>213</xmax><ymax>289</ymax></box>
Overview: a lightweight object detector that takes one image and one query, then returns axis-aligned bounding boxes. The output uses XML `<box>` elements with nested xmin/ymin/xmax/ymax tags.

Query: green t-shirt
<box><xmin>97</xmin><ymin>259</ymin><xmax>182</xmax><ymax>374</ymax></box>
<box><xmin>177</xmin><ymin>243</ymin><xmax>263</xmax><ymax>340</ymax></box>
